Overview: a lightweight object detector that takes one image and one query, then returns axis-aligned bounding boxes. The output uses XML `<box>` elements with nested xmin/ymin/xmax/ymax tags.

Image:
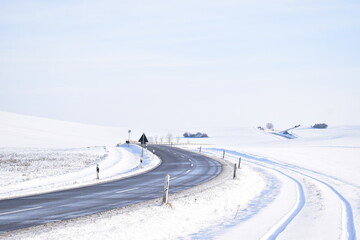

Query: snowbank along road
<box><xmin>0</xmin><ymin>145</ymin><xmax>222</xmax><ymax>233</ymax></box>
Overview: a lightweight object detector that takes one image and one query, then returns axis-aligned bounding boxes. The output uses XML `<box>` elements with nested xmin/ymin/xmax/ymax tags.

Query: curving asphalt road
<box><xmin>0</xmin><ymin>144</ymin><xmax>222</xmax><ymax>233</ymax></box>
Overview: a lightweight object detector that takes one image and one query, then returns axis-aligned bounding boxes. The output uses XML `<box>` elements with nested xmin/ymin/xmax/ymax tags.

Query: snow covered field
<box><xmin>0</xmin><ymin>145</ymin><xmax>160</xmax><ymax>199</ymax></box>
<box><xmin>1</xmin><ymin>111</ymin><xmax>359</xmax><ymax>239</ymax></box>
<box><xmin>0</xmin><ymin>111</ymin><xmax>160</xmax><ymax>199</ymax></box>
<box><xmin>197</xmin><ymin>126</ymin><xmax>360</xmax><ymax>239</ymax></box>
<box><xmin>0</xmin><ymin>147</ymin><xmax>107</xmax><ymax>189</ymax></box>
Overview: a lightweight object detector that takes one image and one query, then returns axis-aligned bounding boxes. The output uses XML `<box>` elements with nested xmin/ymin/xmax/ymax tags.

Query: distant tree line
<box><xmin>183</xmin><ymin>132</ymin><xmax>208</xmax><ymax>138</ymax></box>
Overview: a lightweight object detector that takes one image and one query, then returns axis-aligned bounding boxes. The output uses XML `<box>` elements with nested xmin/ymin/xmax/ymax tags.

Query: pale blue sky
<box><xmin>1</xmin><ymin>0</ymin><xmax>359</xmax><ymax>129</ymax></box>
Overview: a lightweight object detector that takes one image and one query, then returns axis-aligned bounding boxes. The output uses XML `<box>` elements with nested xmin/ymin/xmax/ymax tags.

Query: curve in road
<box><xmin>0</xmin><ymin>145</ymin><xmax>222</xmax><ymax>233</ymax></box>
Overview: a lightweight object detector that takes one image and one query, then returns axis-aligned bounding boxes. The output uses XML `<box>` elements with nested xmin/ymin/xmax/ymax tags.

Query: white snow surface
<box><xmin>1</xmin><ymin>111</ymin><xmax>360</xmax><ymax>239</ymax></box>
<box><xmin>0</xmin><ymin>111</ymin><xmax>126</xmax><ymax>148</ymax></box>
<box><xmin>0</xmin><ymin>145</ymin><xmax>160</xmax><ymax>199</ymax></box>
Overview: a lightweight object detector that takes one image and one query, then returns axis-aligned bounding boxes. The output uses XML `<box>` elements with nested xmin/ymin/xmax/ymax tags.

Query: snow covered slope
<box><xmin>0</xmin><ymin>111</ymin><xmax>126</xmax><ymax>148</ymax></box>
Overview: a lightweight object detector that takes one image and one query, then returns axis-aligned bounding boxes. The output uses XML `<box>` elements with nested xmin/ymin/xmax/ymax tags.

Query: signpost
<box><xmin>138</xmin><ymin>133</ymin><xmax>149</xmax><ymax>158</ymax></box>
<box><xmin>138</xmin><ymin>133</ymin><xmax>149</xmax><ymax>145</ymax></box>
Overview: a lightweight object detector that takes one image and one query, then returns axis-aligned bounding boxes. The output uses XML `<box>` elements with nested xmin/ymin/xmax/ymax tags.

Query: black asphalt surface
<box><xmin>0</xmin><ymin>145</ymin><xmax>222</xmax><ymax>233</ymax></box>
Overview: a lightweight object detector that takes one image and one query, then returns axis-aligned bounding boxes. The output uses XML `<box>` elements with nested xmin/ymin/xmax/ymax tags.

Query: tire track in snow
<box><xmin>199</xmin><ymin>149</ymin><xmax>305</xmax><ymax>239</ymax></box>
<box><xmin>258</xmin><ymin>168</ymin><xmax>305</xmax><ymax>240</ymax></box>
<box><xmin>287</xmin><ymin>169</ymin><xmax>356</xmax><ymax>240</ymax></box>
<box><xmin>205</xmin><ymin>148</ymin><xmax>355</xmax><ymax>240</ymax></box>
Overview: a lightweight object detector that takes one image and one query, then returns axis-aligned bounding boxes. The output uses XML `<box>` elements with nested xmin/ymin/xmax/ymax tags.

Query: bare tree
<box><xmin>154</xmin><ymin>136</ymin><xmax>158</xmax><ymax>144</ymax></box>
<box><xmin>166</xmin><ymin>133</ymin><xmax>173</xmax><ymax>144</ymax></box>
<box><xmin>266</xmin><ymin>123</ymin><xmax>274</xmax><ymax>130</ymax></box>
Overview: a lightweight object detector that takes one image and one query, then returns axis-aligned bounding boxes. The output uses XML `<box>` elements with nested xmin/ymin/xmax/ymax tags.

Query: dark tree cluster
<box><xmin>183</xmin><ymin>132</ymin><xmax>209</xmax><ymax>138</ymax></box>
<box><xmin>312</xmin><ymin>123</ymin><xmax>328</xmax><ymax>129</ymax></box>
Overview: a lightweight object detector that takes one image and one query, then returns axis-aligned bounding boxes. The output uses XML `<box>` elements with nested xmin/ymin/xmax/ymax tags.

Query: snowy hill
<box><xmin>0</xmin><ymin>111</ymin><xmax>126</xmax><ymax>148</ymax></box>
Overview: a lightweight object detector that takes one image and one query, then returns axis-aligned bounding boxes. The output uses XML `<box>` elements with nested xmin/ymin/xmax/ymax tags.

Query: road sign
<box><xmin>138</xmin><ymin>133</ymin><xmax>149</xmax><ymax>145</ymax></box>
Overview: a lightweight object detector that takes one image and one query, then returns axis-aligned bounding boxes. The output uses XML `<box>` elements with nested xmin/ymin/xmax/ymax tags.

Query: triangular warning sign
<box><xmin>138</xmin><ymin>133</ymin><xmax>149</xmax><ymax>144</ymax></box>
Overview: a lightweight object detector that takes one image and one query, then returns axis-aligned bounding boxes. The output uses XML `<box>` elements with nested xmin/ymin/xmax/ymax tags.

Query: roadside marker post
<box><xmin>238</xmin><ymin>157</ymin><xmax>242</xmax><ymax>169</ymax></box>
<box><xmin>199</xmin><ymin>146</ymin><xmax>202</xmax><ymax>153</ymax></box>
<box><xmin>233</xmin><ymin>163</ymin><xmax>237</xmax><ymax>179</ymax></box>
<box><xmin>163</xmin><ymin>174</ymin><xmax>170</xmax><ymax>204</ymax></box>
<box><xmin>96</xmin><ymin>164</ymin><xmax>99</xmax><ymax>180</ymax></box>
<box><xmin>223</xmin><ymin>150</ymin><xmax>225</xmax><ymax>159</ymax></box>
<box><xmin>127</xmin><ymin>130</ymin><xmax>131</xmax><ymax>147</ymax></box>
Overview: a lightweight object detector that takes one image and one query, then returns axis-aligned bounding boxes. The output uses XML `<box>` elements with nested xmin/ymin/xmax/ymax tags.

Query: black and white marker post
<box><xmin>238</xmin><ymin>157</ymin><xmax>242</xmax><ymax>169</ymax></box>
<box><xmin>163</xmin><ymin>174</ymin><xmax>170</xmax><ymax>204</ymax></box>
<box><xmin>96</xmin><ymin>164</ymin><xmax>99</xmax><ymax>180</ymax></box>
<box><xmin>127</xmin><ymin>130</ymin><xmax>131</xmax><ymax>146</ymax></box>
<box><xmin>233</xmin><ymin>163</ymin><xmax>237</xmax><ymax>179</ymax></box>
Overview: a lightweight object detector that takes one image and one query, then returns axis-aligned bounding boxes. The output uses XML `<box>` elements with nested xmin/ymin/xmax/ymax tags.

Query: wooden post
<box><xmin>162</xmin><ymin>174</ymin><xmax>170</xmax><ymax>204</ymax></box>
<box><xmin>238</xmin><ymin>157</ymin><xmax>242</xmax><ymax>169</ymax></box>
<box><xmin>96</xmin><ymin>164</ymin><xmax>99</xmax><ymax>180</ymax></box>
<box><xmin>223</xmin><ymin>150</ymin><xmax>225</xmax><ymax>159</ymax></box>
<box><xmin>233</xmin><ymin>163</ymin><xmax>237</xmax><ymax>179</ymax></box>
